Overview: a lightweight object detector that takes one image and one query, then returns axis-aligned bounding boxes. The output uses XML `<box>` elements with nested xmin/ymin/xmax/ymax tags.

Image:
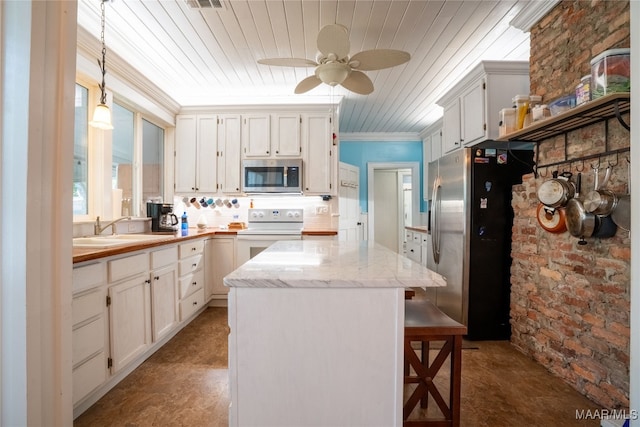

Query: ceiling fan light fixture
<box><xmin>315</xmin><ymin>63</ymin><xmax>350</xmax><ymax>86</ymax></box>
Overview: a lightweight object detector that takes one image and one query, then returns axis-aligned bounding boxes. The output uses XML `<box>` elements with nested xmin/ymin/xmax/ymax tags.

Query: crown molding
<box><xmin>340</xmin><ymin>132</ymin><xmax>421</xmax><ymax>142</ymax></box>
<box><xmin>510</xmin><ymin>0</ymin><xmax>560</xmax><ymax>32</ymax></box>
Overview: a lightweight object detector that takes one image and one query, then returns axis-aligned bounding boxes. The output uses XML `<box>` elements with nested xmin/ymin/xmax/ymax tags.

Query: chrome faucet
<box><xmin>94</xmin><ymin>216</ymin><xmax>132</xmax><ymax>236</ymax></box>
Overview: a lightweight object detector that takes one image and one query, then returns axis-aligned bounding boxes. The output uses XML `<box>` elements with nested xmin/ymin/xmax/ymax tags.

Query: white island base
<box><xmin>225</xmin><ymin>240</ymin><xmax>445</xmax><ymax>427</ymax></box>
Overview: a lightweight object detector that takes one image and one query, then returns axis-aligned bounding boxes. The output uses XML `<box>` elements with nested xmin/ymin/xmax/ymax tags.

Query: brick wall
<box><xmin>510</xmin><ymin>0</ymin><xmax>630</xmax><ymax>409</ymax></box>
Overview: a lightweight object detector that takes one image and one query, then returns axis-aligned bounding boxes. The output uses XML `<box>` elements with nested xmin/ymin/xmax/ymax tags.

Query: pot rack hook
<box><xmin>537</xmin><ymin>166</ymin><xmax>548</xmax><ymax>178</ymax></box>
<box><xmin>574</xmin><ymin>159</ymin><xmax>585</xmax><ymax>172</ymax></box>
<box><xmin>590</xmin><ymin>156</ymin><xmax>601</xmax><ymax>170</ymax></box>
<box><xmin>608</xmin><ymin>152</ymin><xmax>619</xmax><ymax>167</ymax></box>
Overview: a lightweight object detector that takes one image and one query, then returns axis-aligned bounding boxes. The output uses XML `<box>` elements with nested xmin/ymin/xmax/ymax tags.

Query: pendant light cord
<box><xmin>98</xmin><ymin>0</ymin><xmax>108</xmax><ymax>105</ymax></box>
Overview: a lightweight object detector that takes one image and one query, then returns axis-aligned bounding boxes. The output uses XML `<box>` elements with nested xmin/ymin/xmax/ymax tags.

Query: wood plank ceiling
<box><xmin>77</xmin><ymin>0</ymin><xmax>536</xmax><ymax>135</ymax></box>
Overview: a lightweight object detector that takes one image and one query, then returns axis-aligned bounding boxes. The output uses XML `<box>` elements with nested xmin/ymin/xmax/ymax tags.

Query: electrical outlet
<box><xmin>315</xmin><ymin>205</ymin><xmax>328</xmax><ymax>215</ymax></box>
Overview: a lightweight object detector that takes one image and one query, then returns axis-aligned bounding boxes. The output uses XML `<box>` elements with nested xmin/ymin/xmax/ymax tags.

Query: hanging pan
<box><xmin>536</xmin><ymin>203</ymin><xmax>567</xmax><ymax>233</ymax></box>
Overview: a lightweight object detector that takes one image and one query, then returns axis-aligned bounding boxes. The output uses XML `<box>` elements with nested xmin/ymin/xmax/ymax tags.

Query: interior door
<box><xmin>338</xmin><ymin>162</ymin><xmax>360</xmax><ymax>241</ymax></box>
<box><xmin>373</xmin><ymin>169</ymin><xmax>399</xmax><ymax>252</ymax></box>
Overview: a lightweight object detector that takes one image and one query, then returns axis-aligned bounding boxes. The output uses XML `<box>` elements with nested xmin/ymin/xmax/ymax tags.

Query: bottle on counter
<box><xmin>181</xmin><ymin>212</ymin><xmax>188</xmax><ymax>236</ymax></box>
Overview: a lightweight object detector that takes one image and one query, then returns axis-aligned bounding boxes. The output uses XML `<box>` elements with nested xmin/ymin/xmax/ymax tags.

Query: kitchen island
<box><xmin>224</xmin><ymin>240</ymin><xmax>446</xmax><ymax>427</ymax></box>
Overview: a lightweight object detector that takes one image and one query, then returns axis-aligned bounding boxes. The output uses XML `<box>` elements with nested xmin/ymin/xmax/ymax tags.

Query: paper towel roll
<box><xmin>112</xmin><ymin>188</ymin><xmax>123</xmax><ymax>219</ymax></box>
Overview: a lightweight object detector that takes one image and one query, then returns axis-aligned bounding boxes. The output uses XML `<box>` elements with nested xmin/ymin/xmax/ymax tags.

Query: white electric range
<box><xmin>236</xmin><ymin>208</ymin><xmax>303</xmax><ymax>265</ymax></box>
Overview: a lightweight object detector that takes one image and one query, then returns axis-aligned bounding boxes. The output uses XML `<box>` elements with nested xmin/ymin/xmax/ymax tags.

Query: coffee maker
<box><xmin>147</xmin><ymin>203</ymin><xmax>179</xmax><ymax>232</ymax></box>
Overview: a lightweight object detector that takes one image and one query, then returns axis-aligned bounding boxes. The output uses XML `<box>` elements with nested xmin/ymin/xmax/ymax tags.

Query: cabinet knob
<box><xmin>195</xmin><ymin>187</ymin><xmax>199</xmax><ymax>191</ymax></box>
<box><xmin>276</xmin><ymin>150</ymin><xmax>279</xmax><ymax>154</ymax></box>
<box><xmin>266</xmin><ymin>150</ymin><xmax>269</xmax><ymax>154</ymax></box>
<box><xmin>192</xmin><ymin>301</ymin><xmax>198</xmax><ymax>306</ymax></box>
<box><xmin>191</xmin><ymin>187</ymin><xmax>195</xmax><ymax>190</ymax></box>
<box><xmin>192</xmin><ymin>281</ymin><xmax>197</xmax><ymax>286</ymax></box>
<box><xmin>145</xmin><ymin>279</ymin><xmax>151</xmax><ymax>284</ymax></box>
<box><xmin>154</xmin><ymin>276</ymin><xmax>159</xmax><ymax>280</ymax></box>
<box><xmin>191</xmin><ymin>247</ymin><xmax>196</xmax><ymax>251</ymax></box>
<box><xmin>192</xmin><ymin>263</ymin><xmax>197</xmax><ymax>268</ymax></box>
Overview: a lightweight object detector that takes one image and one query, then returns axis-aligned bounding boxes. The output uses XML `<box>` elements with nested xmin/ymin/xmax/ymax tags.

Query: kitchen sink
<box><xmin>73</xmin><ymin>234</ymin><xmax>173</xmax><ymax>248</ymax></box>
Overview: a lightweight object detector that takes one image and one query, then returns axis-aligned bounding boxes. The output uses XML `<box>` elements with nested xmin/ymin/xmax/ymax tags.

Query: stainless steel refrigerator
<box><xmin>426</xmin><ymin>146</ymin><xmax>533</xmax><ymax>340</ymax></box>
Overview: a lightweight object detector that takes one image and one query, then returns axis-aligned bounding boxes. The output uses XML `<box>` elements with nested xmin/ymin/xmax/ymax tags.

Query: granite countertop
<box><xmin>405</xmin><ymin>225</ymin><xmax>428</xmax><ymax>233</ymax></box>
<box><xmin>224</xmin><ymin>240</ymin><xmax>446</xmax><ymax>289</ymax></box>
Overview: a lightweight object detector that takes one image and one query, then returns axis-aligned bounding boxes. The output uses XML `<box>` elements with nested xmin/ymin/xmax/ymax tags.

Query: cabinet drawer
<box><xmin>151</xmin><ymin>246</ymin><xmax>178</xmax><ymax>270</ymax></box>
<box><xmin>72</xmin><ymin>317</ymin><xmax>104</xmax><ymax>366</ymax></box>
<box><xmin>72</xmin><ymin>288</ymin><xmax>104</xmax><ymax>326</ymax></box>
<box><xmin>73</xmin><ymin>262</ymin><xmax>106</xmax><ymax>293</ymax></box>
<box><xmin>178</xmin><ymin>254</ymin><xmax>203</xmax><ymax>276</ymax></box>
<box><xmin>180</xmin><ymin>288</ymin><xmax>205</xmax><ymax>321</ymax></box>
<box><xmin>73</xmin><ymin>352</ymin><xmax>106</xmax><ymax>405</ymax></box>
<box><xmin>406</xmin><ymin>242</ymin><xmax>421</xmax><ymax>263</ymax></box>
<box><xmin>179</xmin><ymin>268</ymin><xmax>204</xmax><ymax>299</ymax></box>
<box><xmin>108</xmin><ymin>253</ymin><xmax>148</xmax><ymax>283</ymax></box>
<box><xmin>179</xmin><ymin>240</ymin><xmax>204</xmax><ymax>259</ymax></box>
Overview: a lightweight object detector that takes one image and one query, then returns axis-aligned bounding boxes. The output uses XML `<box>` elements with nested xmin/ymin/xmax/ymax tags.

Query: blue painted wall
<box><xmin>339</xmin><ymin>140</ymin><xmax>425</xmax><ymax>213</ymax></box>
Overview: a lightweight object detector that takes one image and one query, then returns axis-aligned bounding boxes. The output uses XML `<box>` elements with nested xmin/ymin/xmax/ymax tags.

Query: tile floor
<box><xmin>74</xmin><ymin>307</ymin><xmax>602</xmax><ymax>427</ymax></box>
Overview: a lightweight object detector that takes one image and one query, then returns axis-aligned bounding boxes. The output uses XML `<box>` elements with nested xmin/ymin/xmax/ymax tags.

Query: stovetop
<box><xmin>237</xmin><ymin>208</ymin><xmax>304</xmax><ymax>235</ymax></box>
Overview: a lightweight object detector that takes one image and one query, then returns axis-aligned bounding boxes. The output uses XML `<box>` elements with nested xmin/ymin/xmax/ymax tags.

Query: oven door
<box><xmin>236</xmin><ymin>233</ymin><xmax>302</xmax><ymax>266</ymax></box>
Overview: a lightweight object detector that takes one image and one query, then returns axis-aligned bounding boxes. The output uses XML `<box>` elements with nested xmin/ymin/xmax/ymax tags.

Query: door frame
<box><xmin>367</xmin><ymin>162</ymin><xmax>420</xmax><ymax>249</ymax></box>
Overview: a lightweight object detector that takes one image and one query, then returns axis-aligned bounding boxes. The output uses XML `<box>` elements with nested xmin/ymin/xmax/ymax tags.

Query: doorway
<box><xmin>367</xmin><ymin>162</ymin><xmax>420</xmax><ymax>253</ymax></box>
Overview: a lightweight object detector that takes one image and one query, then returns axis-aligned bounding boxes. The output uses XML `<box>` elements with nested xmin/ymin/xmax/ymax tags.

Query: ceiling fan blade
<box><xmin>294</xmin><ymin>75</ymin><xmax>323</xmax><ymax>94</ymax></box>
<box><xmin>258</xmin><ymin>58</ymin><xmax>318</xmax><ymax>67</ymax></box>
<box><xmin>349</xmin><ymin>49</ymin><xmax>411</xmax><ymax>71</ymax></box>
<box><xmin>340</xmin><ymin>71</ymin><xmax>374</xmax><ymax>95</ymax></box>
<box><xmin>317</xmin><ymin>24</ymin><xmax>350</xmax><ymax>60</ymax></box>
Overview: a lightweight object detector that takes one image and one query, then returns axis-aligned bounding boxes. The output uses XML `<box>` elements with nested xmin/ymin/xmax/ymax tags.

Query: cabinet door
<box><xmin>302</xmin><ymin>113</ymin><xmax>333</xmax><ymax>194</ymax></box>
<box><xmin>219</xmin><ymin>114</ymin><xmax>242</xmax><ymax>193</ymax></box>
<box><xmin>272</xmin><ymin>113</ymin><xmax>301</xmax><ymax>156</ymax></box>
<box><xmin>174</xmin><ymin>115</ymin><xmax>198</xmax><ymax>193</ymax></box>
<box><xmin>442</xmin><ymin>101</ymin><xmax>461</xmax><ymax>153</ymax></box>
<box><xmin>242</xmin><ymin>114</ymin><xmax>271</xmax><ymax>157</ymax></box>
<box><xmin>205</xmin><ymin>237</ymin><xmax>236</xmax><ymax>299</ymax></box>
<box><xmin>150</xmin><ymin>265</ymin><xmax>178</xmax><ymax>342</ymax></box>
<box><xmin>430</xmin><ymin>128</ymin><xmax>442</xmax><ymax>161</ymax></box>
<box><xmin>461</xmin><ymin>80</ymin><xmax>486</xmax><ymax>146</ymax></box>
<box><xmin>109</xmin><ymin>274</ymin><xmax>152</xmax><ymax>373</ymax></box>
<box><xmin>195</xmin><ymin>114</ymin><xmax>218</xmax><ymax>193</ymax></box>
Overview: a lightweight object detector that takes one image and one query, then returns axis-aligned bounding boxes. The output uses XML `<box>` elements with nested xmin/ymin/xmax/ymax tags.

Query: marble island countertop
<box><xmin>224</xmin><ymin>240</ymin><xmax>446</xmax><ymax>289</ymax></box>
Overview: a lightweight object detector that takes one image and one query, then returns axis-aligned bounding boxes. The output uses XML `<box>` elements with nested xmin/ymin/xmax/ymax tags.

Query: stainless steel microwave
<box><xmin>242</xmin><ymin>159</ymin><xmax>303</xmax><ymax>193</ymax></box>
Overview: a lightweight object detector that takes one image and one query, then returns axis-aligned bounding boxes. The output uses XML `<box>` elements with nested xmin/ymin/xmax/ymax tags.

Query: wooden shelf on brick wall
<box><xmin>495</xmin><ymin>93</ymin><xmax>630</xmax><ymax>143</ymax></box>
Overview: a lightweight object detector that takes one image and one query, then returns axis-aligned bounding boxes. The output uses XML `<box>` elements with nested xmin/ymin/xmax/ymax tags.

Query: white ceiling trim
<box><xmin>510</xmin><ymin>0</ymin><xmax>560</xmax><ymax>32</ymax></box>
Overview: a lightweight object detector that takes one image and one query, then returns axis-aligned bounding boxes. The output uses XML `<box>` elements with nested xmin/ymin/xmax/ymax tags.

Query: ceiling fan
<box><xmin>258</xmin><ymin>24</ymin><xmax>410</xmax><ymax>95</ymax></box>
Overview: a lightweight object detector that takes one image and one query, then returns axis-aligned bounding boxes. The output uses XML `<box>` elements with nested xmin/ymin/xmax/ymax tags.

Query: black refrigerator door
<box><xmin>467</xmin><ymin>148</ymin><xmax>533</xmax><ymax>340</ymax></box>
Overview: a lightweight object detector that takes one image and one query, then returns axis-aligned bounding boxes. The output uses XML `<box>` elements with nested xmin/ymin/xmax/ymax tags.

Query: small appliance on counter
<box><xmin>147</xmin><ymin>202</ymin><xmax>179</xmax><ymax>232</ymax></box>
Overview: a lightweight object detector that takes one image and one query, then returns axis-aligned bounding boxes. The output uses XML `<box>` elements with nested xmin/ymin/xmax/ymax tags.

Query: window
<box><xmin>72</xmin><ymin>84</ymin><xmax>167</xmax><ymax>219</ymax></box>
<box><xmin>112</xmin><ymin>102</ymin><xmax>134</xmax><ymax>210</ymax></box>
<box><xmin>142</xmin><ymin>119</ymin><xmax>164</xmax><ymax>203</ymax></box>
<box><xmin>73</xmin><ymin>84</ymin><xmax>89</xmax><ymax>215</ymax></box>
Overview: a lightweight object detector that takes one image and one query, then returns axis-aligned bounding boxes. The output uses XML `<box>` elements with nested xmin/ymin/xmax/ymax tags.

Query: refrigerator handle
<box><xmin>432</xmin><ymin>177</ymin><xmax>441</xmax><ymax>264</ymax></box>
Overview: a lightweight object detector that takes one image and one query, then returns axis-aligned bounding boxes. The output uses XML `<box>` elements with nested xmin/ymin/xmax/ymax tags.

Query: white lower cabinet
<box><xmin>73</xmin><ymin>238</ymin><xmax>211</xmax><ymax>417</ymax></box>
<box><xmin>178</xmin><ymin>239</ymin><xmax>206</xmax><ymax>320</ymax></box>
<box><xmin>205</xmin><ymin>236</ymin><xmax>236</xmax><ymax>300</ymax></box>
<box><xmin>150</xmin><ymin>246</ymin><xmax>179</xmax><ymax>342</ymax></box>
<box><xmin>72</xmin><ymin>262</ymin><xmax>108</xmax><ymax>406</ymax></box>
<box><xmin>108</xmin><ymin>273</ymin><xmax>152</xmax><ymax>373</ymax></box>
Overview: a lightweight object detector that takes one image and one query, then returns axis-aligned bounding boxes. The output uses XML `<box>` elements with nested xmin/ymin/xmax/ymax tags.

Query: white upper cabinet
<box><xmin>422</xmin><ymin>119</ymin><xmax>442</xmax><ymax>201</ymax></box>
<box><xmin>302</xmin><ymin>113</ymin><xmax>334</xmax><ymax>195</ymax></box>
<box><xmin>175</xmin><ymin>114</ymin><xmax>218</xmax><ymax>193</ymax></box>
<box><xmin>218</xmin><ymin>114</ymin><xmax>242</xmax><ymax>194</ymax></box>
<box><xmin>437</xmin><ymin>61</ymin><xmax>529</xmax><ymax>153</ymax></box>
<box><xmin>242</xmin><ymin>114</ymin><xmax>271</xmax><ymax>157</ymax></box>
<box><xmin>272</xmin><ymin>113</ymin><xmax>302</xmax><ymax>157</ymax></box>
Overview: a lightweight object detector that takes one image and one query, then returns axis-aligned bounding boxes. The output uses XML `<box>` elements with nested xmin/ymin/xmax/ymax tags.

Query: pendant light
<box><xmin>89</xmin><ymin>0</ymin><xmax>114</xmax><ymax>130</ymax></box>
